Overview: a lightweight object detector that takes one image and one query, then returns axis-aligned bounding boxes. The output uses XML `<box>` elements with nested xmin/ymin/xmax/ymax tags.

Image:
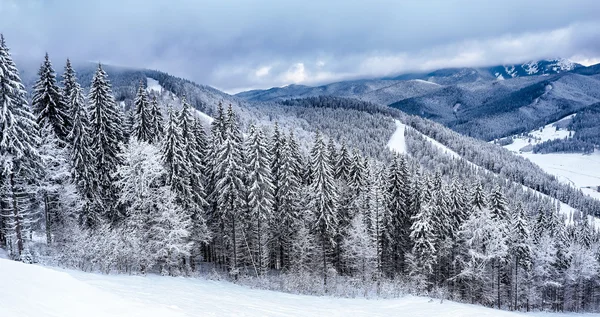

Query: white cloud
<box><xmin>283</xmin><ymin>63</ymin><xmax>306</xmax><ymax>83</ymax></box>
<box><xmin>255</xmin><ymin>66</ymin><xmax>271</xmax><ymax>77</ymax></box>
<box><xmin>217</xmin><ymin>21</ymin><xmax>600</xmax><ymax>91</ymax></box>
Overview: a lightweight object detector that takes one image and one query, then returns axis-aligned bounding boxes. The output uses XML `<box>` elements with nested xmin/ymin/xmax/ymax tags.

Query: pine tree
<box><xmin>271</xmin><ymin>133</ymin><xmax>302</xmax><ymax>270</ymax></box>
<box><xmin>387</xmin><ymin>154</ymin><xmax>410</xmax><ymax>275</ymax></box>
<box><xmin>470</xmin><ymin>182</ymin><xmax>487</xmax><ymax>211</ymax></box>
<box><xmin>368</xmin><ymin>163</ymin><xmax>389</xmax><ymax>282</ymax></box>
<box><xmin>334</xmin><ymin>143</ymin><xmax>352</xmax><ymax>181</ymax></box>
<box><xmin>408</xmin><ymin>200</ymin><xmax>437</xmax><ymax>292</ymax></box>
<box><xmin>0</xmin><ymin>35</ymin><xmax>41</xmax><ymax>258</ymax></box>
<box><xmin>310</xmin><ymin>132</ymin><xmax>338</xmax><ymax>290</ymax></box>
<box><xmin>67</xmin><ymin>83</ymin><xmax>99</xmax><ymax>228</ymax></box>
<box><xmin>61</xmin><ymin>58</ymin><xmax>77</xmax><ymax>117</ymax></box>
<box><xmin>149</xmin><ymin>95</ymin><xmax>163</xmax><ymax>144</ymax></box>
<box><xmin>133</xmin><ymin>81</ymin><xmax>153</xmax><ymax>143</ymax></box>
<box><xmin>509</xmin><ymin>203</ymin><xmax>532</xmax><ymax>310</ymax></box>
<box><xmin>161</xmin><ymin>106</ymin><xmax>191</xmax><ymax>207</ymax></box>
<box><xmin>88</xmin><ymin>63</ymin><xmax>123</xmax><ymax>223</ymax></box>
<box><xmin>489</xmin><ymin>187</ymin><xmax>509</xmax><ymax>221</ymax></box>
<box><xmin>245</xmin><ymin>125</ymin><xmax>274</xmax><ymax>275</ymax></box>
<box><xmin>32</xmin><ymin>53</ymin><xmax>71</xmax><ymax>142</ymax></box>
<box><xmin>214</xmin><ymin>105</ymin><xmax>245</xmax><ymax>277</ymax></box>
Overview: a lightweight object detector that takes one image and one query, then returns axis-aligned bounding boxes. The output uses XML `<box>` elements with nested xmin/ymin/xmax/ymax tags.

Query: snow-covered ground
<box><xmin>503</xmin><ymin>114</ymin><xmax>574</xmax><ymax>153</ymax></box>
<box><xmin>146</xmin><ymin>77</ymin><xmax>163</xmax><ymax>94</ymax></box>
<box><xmin>387</xmin><ymin>120</ymin><xmax>406</xmax><ymax>154</ymax></box>
<box><xmin>195</xmin><ymin>109</ymin><xmax>214</xmax><ymax>124</ymax></box>
<box><xmin>0</xmin><ymin>258</ymin><xmax>593</xmax><ymax>317</ymax></box>
<box><xmin>499</xmin><ymin>114</ymin><xmax>600</xmax><ymax>203</ymax></box>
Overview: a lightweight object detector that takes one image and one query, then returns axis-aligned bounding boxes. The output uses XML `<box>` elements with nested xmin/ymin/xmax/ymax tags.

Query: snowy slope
<box><xmin>387</xmin><ymin>120</ymin><xmax>406</xmax><ymax>154</ymax></box>
<box><xmin>397</xmin><ymin>123</ymin><xmax>591</xmax><ymax>227</ymax></box>
<box><xmin>0</xmin><ymin>259</ymin><xmax>592</xmax><ymax>317</ymax></box>
<box><xmin>500</xmin><ymin>114</ymin><xmax>600</xmax><ymax>204</ymax></box>
<box><xmin>146</xmin><ymin>77</ymin><xmax>163</xmax><ymax>94</ymax></box>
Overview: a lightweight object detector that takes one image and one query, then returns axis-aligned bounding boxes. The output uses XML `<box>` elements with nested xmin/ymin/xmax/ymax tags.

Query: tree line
<box><xmin>0</xmin><ymin>35</ymin><xmax>599</xmax><ymax>313</ymax></box>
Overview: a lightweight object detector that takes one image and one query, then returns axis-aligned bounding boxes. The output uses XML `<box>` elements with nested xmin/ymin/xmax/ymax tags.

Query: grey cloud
<box><xmin>1</xmin><ymin>0</ymin><xmax>599</xmax><ymax>93</ymax></box>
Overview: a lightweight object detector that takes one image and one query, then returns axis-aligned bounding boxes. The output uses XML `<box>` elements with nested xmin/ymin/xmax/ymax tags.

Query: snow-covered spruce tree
<box><xmin>161</xmin><ymin>106</ymin><xmax>191</xmax><ymax>206</ymax></box>
<box><xmin>32</xmin><ymin>53</ymin><xmax>71</xmax><ymax>143</ymax></box>
<box><xmin>67</xmin><ymin>82</ymin><xmax>99</xmax><ymax>228</ymax></box>
<box><xmin>0</xmin><ymin>35</ymin><xmax>41</xmax><ymax>259</ymax></box>
<box><xmin>309</xmin><ymin>131</ymin><xmax>338</xmax><ymax>290</ymax></box>
<box><xmin>386</xmin><ymin>153</ymin><xmax>411</xmax><ymax>275</ymax></box>
<box><xmin>269</xmin><ymin>122</ymin><xmax>285</xmax><ymax>268</ymax></box>
<box><xmin>508</xmin><ymin>203</ymin><xmax>532</xmax><ymax>310</ymax></box>
<box><xmin>176</xmin><ymin>99</ymin><xmax>209</xmax><ymax>266</ymax></box>
<box><xmin>367</xmin><ymin>163</ymin><xmax>390</xmax><ymax>284</ymax></box>
<box><xmin>447</xmin><ymin>178</ymin><xmax>470</xmax><ymax>297</ymax></box>
<box><xmin>287</xmin><ymin>130</ymin><xmax>304</xmax><ymax>181</ymax></box>
<box><xmin>177</xmin><ymin>99</ymin><xmax>206</xmax><ymax>209</ymax></box>
<box><xmin>190</xmin><ymin>117</ymin><xmax>211</xmax><ymax>265</ymax></box>
<box><xmin>122</xmin><ymin>108</ymin><xmax>135</xmax><ymax>142</ymax></box>
<box><xmin>270</xmin><ymin>132</ymin><xmax>302</xmax><ymax>271</ymax></box>
<box><xmin>214</xmin><ymin>105</ymin><xmax>245</xmax><ymax>277</ymax></box>
<box><xmin>334</xmin><ymin>143</ymin><xmax>351</xmax><ymax>182</ymax></box>
<box><xmin>245</xmin><ymin>125</ymin><xmax>274</xmax><ymax>275</ymax></box>
<box><xmin>133</xmin><ymin>81</ymin><xmax>153</xmax><ymax>143</ymax></box>
<box><xmin>470</xmin><ymin>182</ymin><xmax>487</xmax><ymax>211</ymax></box>
<box><xmin>204</xmin><ymin>103</ymin><xmax>225</xmax><ymax>264</ymax></box>
<box><xmin>331</xmin><ymin>141</ymin><xmax>353</xmax><ymax>274</ymax></box>
<box><xmin>487</xmin><ymin>187</ymin><xmax>509</xmax><ymax>309</ymax></box>
<box><xmin>61</xmin><ymin>58</ymin><xmax>77</xmax><ymax>117</ymax></box>
<box><xmin>408</xmin><ymin>200</ymin><xmax>437</xmax><ymax>292</ymax></box>
<box><xmin>327</xmin><ymin>138</ymin><xmax>337</xmax><ymax>168</ymax></box>
<box><xmin>149</xmin><ymin>95</ymin><xmax>163</xmax><ymax>144</ymax></box>
<box><xmin>348</xmin><ymin>149</ymin><xmax>366</xmax><ymax>195</ymax></box>
<box><xmin>88</xmin><ymin>63</ymin><xmax>123</xmax><ymax>223</ymax></box>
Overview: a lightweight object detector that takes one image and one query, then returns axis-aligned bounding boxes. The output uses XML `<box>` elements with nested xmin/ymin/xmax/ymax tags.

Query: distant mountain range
<box><xmin>236</xmin><ymin>59</ymin><xmax>600</xmax><ymax>140</ymax></box>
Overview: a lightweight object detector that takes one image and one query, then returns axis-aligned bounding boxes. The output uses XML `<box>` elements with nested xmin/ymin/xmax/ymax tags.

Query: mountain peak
<box><xmin>492</xmin><ymin>58</ymin><xmax>581</xmax><ymax>80</ymax></box>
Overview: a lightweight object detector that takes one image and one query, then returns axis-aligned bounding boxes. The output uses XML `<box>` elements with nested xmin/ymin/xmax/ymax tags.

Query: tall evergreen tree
<box><xmin>408</xmin><ymin>200</ymin><xmax>437</xmax><ymax>292</ymax></box>
<box><xmin>0</xmin><ymin>35</ymin><xmax>41</xmax><ymax>258</ymax></box>
<box><xmin>61</xmin><ymin>58</ymin><xmax>77</xmax><ymax>117</ymax></box>
<box><xmin>214</xmin><ymin>105</ymin><xmax>245</xmax><ymax>277</ymax></box>
<box><xmin>133</xmin><ymin>81</ymin><xmax>153</xmax><ymax>142</ymax></box>
<box><xmin>88</xmin><ymin>63</ymin><xmax>123</xmax><ymax>223</ymax></box>
<box><xmin>32</xmin><ymin>53</ymin><xmax>71</xmax><ymax>142</ymax></box>
<box><xmin>310</xmin><ymin>132</ymin><xmax>338</xmax><ymax>290</ymax></box>
<box><xmin>387</xmin><ymin>154</ymin><xmax>410</xmax><ymax>275</ymax></box>
<box><xmin>161</xmin><ymin>106</ymin><xmax>191</xmax><ymax>207</ymax></box>
<box><xmin>149</xmin><ymin>95</ymin><xmax>163</xmax><ymax>144</ymax></box>
<box><xmin>509</xmin><ymin>203</ymin><xmax>532</xmax><ymax>310</ymax></box>
<box><xmin>67</xmin><ymin>82</ymin><xmax>98</xmax><ymax>228</ymax></box>
<box><xmin>245</xmin><ymin>125</ymin><xmax>274</xmax><ymax>275</ymax></box>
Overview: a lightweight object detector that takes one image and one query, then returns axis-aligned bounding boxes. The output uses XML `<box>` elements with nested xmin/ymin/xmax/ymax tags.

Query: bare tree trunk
<box><xmin>322</xmin><ymin>231</ymin><xmax>327</xmax><ymax>293</ymax></box>
<box><xmin>11</xmin><ymin>172</ymin><xmax>23</xmax><ymax>257</ymax></box>
<box><xmin>45</xmin><ymin>193</ymin><xmax>52</xmax><ymax>245</ymax></box>
<box><xmin>514</xmin><ymin>257</ymin><xmax>518</xmax><ymax>311</ymax></box>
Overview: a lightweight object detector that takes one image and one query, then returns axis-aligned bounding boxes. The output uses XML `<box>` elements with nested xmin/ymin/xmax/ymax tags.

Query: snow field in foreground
<box><xmin>0</xmin><ymin>258</ymin><xmax>592</xmax><ymax>317</ymax></box>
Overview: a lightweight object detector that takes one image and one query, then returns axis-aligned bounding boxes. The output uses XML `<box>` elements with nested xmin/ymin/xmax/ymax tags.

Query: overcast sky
<box><xmin>1</xmin><ymin>0</ymin><xmax>600</xmax><ymax>93</ymax></box>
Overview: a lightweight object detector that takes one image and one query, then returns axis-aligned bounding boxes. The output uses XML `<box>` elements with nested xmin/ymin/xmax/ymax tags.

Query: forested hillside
<box><xmin>0</xmin><ymin>34</ymin><xmax>599</xmax><ymax>314</ymax></box>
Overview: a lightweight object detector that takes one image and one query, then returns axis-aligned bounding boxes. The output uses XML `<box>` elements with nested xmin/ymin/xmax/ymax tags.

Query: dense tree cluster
<box><xmin>0</xmin><ymin>35</ymin><xmax>599</xmax><ymax>313</ymax></box>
